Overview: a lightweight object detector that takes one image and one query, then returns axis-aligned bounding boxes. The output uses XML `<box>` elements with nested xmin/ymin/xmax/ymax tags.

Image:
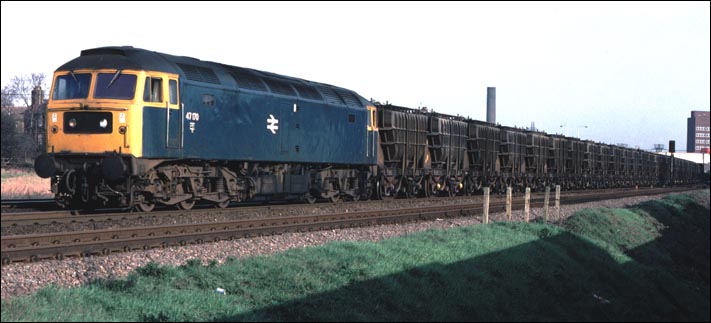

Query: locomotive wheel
<box><xmin>325</xmin><ymin>180</ymin><xmax>341</xmax><ymax>203</ymax></box>
<box><xmin>304</xmin><ymin>194</ymin><xmax>317</xmax><ymax>204</ymax></box>
<box><xmin>215</xmin><ymin>199</ymin><xmax>230</xmax><ymax>209</ymax></box>
<box><xmin>136</xmin><ymin>200</ymin><xmax>155</xmax><ymax>212</ymax></box>
<box><xmin>175</xmin><ymin>184</ymin><xmax>195</xmax><ymax>210</ymax></box>
<box><xmin>177</xmin><ymin>200</ymin><xmax>196</xmax><ymax>210</ymax></box>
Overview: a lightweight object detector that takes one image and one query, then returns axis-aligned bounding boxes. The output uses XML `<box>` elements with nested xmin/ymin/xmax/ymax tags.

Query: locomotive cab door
<box><xmin>166</xmin><ymin>78</ymin><xmax>181</xmax><ymax>149</ymax></box>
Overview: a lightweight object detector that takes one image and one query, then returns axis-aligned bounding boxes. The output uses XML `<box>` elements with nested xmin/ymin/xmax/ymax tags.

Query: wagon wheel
<box><xmin>463</xmin><ymin>177</ymin><xmax>473</xmax><ymax>196</ymax></box>
<box><xmin>413</xmin><ymin>177</ymin><xmax>427</xmax><ymax>197</ymax></box>
<box><xmin>423</xmin><ymin>178</ymin><xmax>431</xmax><ymax>198</ymax></box>
<box><xmin>376</xmin><ymin>179</ymin><xmax>385</xmax><ymax>200</ymax></box>
<box><xmin>464</xmin><ymin>176</ymin><xmax>478</xmax><ymax>196</ymax></box>
<box><xmin>403</xmin><ymin>183</ymin><xmax>413</xmax><ymax>199</ymax></box>
<box><xmin>447</xmin><ymin>179</ymin><xmax>458</xmax><ymax>198</ymax></box>
<box><xmin>495</xmin><ymin>177</ymin><xmax>506</xmax><ymax>194</ymax></box>
<box><xmin>376</xmin><ymin>178</ymin><xmax>394</xmax><ymax>200</ymax></box>
<box><xmin>401</xmin><ymin>176</ymin><xmax>416</xmax><ymax>199</ymax></box>
<box><xmin>428</xmin><ymin>177</ymin><xmax>441</xmax><ymax>197</ymax></box>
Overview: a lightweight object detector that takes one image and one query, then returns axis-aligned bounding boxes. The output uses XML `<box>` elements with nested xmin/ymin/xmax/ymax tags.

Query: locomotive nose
<box><xmin>34</xmin><ymin>154</ymin><xmax>58</xmax><ymax>178</ymax></box>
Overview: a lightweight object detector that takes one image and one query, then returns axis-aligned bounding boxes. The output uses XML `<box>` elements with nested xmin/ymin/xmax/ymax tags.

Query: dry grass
<box><xmin>1</xmin><ymin>168</ymin><xmax>52</xmax><ymax>199</ymax></box>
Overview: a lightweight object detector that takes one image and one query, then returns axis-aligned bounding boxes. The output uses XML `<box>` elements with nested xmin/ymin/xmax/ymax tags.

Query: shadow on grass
<box><xmin>629</xmin><ymin>195</ymin><xmax>710</xmax><ymax>287</ymax></box>
<box><xmin>217</xmin><ymin>228</ymin><xmax>709</xmax><ymax>322</ymax></box>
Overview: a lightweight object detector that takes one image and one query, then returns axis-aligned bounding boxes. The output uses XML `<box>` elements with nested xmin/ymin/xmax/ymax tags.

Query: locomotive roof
<box><xmin>56</xmin><ymin>46</ymin><xmax>369</xmax><ymax>107</ymax></box>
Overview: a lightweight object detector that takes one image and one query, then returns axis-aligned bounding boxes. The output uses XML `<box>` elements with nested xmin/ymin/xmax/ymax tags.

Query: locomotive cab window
<box><xmin>95</xmin><ymin>72</ymin><xmax>137</xmax><ymax>99</ymax></box>
<box><xmin>52</xmin><ymin>73</ymin><xmax>91</xmax><ymax>100</ymax></box>
<box><xmin>143</xmin><ymin>77</ymin><xmax>163</xmax><ymax>102</ymax></box>
<box><xmin>169</xmin><ymin>80</ymin><xmax>178</xmax><ymax>104</ymax></box>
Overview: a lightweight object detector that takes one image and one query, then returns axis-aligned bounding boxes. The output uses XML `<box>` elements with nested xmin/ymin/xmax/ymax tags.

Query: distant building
<box><xmin>687</xmin><ymin>110</ymin><xmax>710</xmax><ymax>153</ymax></box>
<box><xmin>6</xmin><ymin>106</ymin><xmax>26</xmax><ymax>133</ymax></box>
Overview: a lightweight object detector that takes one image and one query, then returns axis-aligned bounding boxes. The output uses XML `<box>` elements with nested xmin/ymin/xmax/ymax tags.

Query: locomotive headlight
<box><xmin>118</xmin><ymin>126</ymin><xmax>126</xmax><ymax>134</ymax></box>
<box><xmin>51</xmin><ymin>125</ymin><xmax>58</xmax><ymax>134</ymax></box>
<box><xmin>68</xmin><ymin>118</ymin><xmax>77</xmax><ymax>128</ymax></box>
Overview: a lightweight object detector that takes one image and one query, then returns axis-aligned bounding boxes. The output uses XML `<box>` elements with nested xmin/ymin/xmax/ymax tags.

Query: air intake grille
<box><xmin>291</xmin><ymin>82</ymin><xmax>323</xmax><ymax>100</ymax></box>
<box><xmin>334</xmin><ymin>88</ymin><xmax>361</xmax><ymax>107</ymax></box>
<box><xmin>225</xmin><ymin>66</ymin><xmax>267</xmax><ymax>91</ymax></box>
<box><xmin>317</xmin><ymin>86</ymin><xmax>345</xmax><ymax>106</ymax></box>
<box><xmin>177</xmin><ymin>63</ymin><xmax>221</xmax><ymax>84</ymax></box>
<box><xmin>263</xmin><ymin>78</ymin><xmax>296</xmax><ymax>96</ymax></box>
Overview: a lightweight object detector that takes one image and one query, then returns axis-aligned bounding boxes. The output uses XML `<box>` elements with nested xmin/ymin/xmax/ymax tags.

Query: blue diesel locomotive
<box><xmin>35</xmin><ymin>46</ymin><xmax>378</xmax><ymax>211</ymax></box>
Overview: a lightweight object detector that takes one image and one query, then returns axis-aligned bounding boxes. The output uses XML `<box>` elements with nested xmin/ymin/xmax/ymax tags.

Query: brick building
<box><xmin>687</xmin><ymin>111</ymin><xmax>710</xmax><ymax>153</ymax></box>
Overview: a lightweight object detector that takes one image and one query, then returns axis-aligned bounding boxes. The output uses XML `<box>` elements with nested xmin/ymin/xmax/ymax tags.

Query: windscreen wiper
<box><xmin>107</xmin><ymin>69</ymin><xmax>122</xmax><ymax>88</ymax></box>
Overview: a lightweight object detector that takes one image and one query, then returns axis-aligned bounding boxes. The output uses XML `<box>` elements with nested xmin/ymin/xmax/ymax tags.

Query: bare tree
<box><xmin>1</xmin><ymin>85</ymin><xmax>19</xmax><ymax>163</ymax></box>
<box><xmin>7</xmin><ymin>74</ymin><xmax>46</xmax><ymax>107</ymax></box>
<box><xmin>1</xmin><ymin>84</ymin><xmax>14</xmax><ymax>108</ymax></box>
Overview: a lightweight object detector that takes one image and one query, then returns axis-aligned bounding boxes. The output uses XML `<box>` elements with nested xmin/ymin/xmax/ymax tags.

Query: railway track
<box><xmin>0</xmin><ymin>186</ymin><xmax>687</xmax><ymax>228</ymax></box>
<box><xmin>0</xmin><ymin>186</ymin><xmax>696</xmax><ymax>264</ymax></box>
<box><xmin>0</xmin><ymin>197</ymin><xmax>415</xmax><ymax>228</ymax></box>
<box><xmin>1</xmin><ymin>199</ymin><xmax>57</xmax><ymax>211</ymax></box>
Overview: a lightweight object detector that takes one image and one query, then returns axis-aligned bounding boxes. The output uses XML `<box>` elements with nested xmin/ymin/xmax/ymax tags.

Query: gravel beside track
<box><xmin>2</xmin><ymin>189</ymin><xmax>708</xmax><ymax>300</ymax></box>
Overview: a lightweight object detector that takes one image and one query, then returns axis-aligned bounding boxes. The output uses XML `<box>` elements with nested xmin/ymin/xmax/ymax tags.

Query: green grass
<box><xmin>2</xmin><ymin>191</ymin><xmax>708</xmax><ymax>322</ymax></box>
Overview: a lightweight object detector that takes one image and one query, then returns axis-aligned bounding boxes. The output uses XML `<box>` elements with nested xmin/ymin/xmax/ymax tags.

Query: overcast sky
<box><xmin>2</xmin><ymin>1</ymin><xmax>709</xmax><ymax>150</ymax></box>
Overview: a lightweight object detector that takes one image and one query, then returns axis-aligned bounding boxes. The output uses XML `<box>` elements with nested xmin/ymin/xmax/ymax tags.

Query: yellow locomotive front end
<box><xmin>44</xmin><ymin>69</ymin><xmax>144</xmax><ymax>156</ymax></box>
<box><xmin>35</xmin><ymin>68</ymin><xmax>157</xmax><ymax>208</ymax></box>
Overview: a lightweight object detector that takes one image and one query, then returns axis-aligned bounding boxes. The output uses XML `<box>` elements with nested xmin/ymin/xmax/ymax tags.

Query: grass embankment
<box><xmin>1</xmin><ymin>168</ymin><xmax>52</xmax><ymax>199</ymax></box>
<box><xmin>1</xmin><ymin>191</ymin><xmax>708</xmax><ymax>321</ymax></box>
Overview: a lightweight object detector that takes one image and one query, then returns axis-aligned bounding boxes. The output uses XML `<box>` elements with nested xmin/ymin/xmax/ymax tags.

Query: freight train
<box><xmin>34</xmin><ymin>46</ymin><xmax>703</xmax><ymax>211</ymax></box>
